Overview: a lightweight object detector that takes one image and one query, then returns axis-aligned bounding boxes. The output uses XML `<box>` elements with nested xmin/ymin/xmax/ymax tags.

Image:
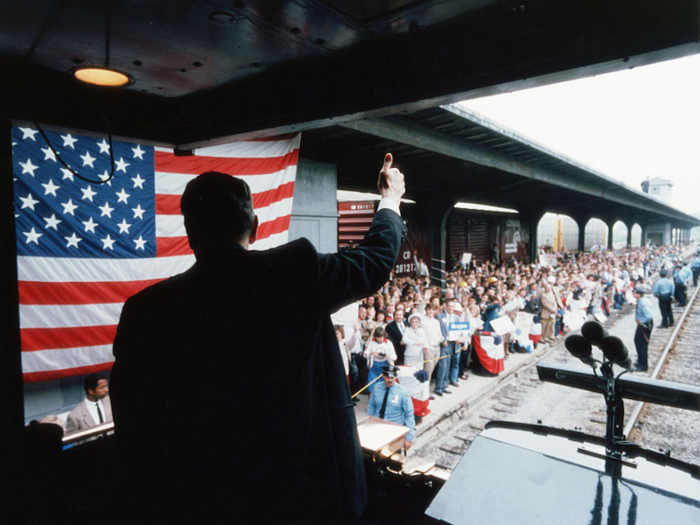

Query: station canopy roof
<box><xmin>302</xmin><ymin>104</ymin><xmax>700</xmax><ymax>228</ymax></box>
<box><xmin>1</xmin><ymin>0</ymin><xmax>698</xmax><ymax>227</ymax></box>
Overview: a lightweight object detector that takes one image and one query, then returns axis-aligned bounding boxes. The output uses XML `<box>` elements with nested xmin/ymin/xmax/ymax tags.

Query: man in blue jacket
<box><xmin>633</xmin><ymin>285</ymin><xmax>654</xmax><ymax>371</ymax></box>
<box><xmin>653</xmin><ymin>268</ymin><xmax>675</xmax><ymax>328</ymax></box>
<box><xmin>673</xmin><ymin>262</ymin><xmax>690</xmax><ymax>307</ymax></box>
<box><xmin>368</xmin><ymin>365</ymin><xmax>415</xmax><ymax>450</ymax></box>
<box><xmin>691</xmin><ymin>254</ymin><xmax>700</xmax><ymax>287</ymax></box>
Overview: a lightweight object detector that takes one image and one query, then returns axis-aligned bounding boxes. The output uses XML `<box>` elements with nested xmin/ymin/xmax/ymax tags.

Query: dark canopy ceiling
<box><xmin>1</xmin><ymin>0</ymin><xmax>699</xmax><ymax>148</ymax></box>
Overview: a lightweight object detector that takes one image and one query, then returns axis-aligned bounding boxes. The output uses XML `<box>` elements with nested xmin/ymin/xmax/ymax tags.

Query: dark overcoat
<box><xmin>110</xmin><ymin>207</ymin><xmax>405</xmax><ymax>522</ymax></box>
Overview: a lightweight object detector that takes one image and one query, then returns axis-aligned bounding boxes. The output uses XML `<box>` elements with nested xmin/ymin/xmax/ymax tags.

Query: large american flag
<box><xmin>12</xmin><ymin>125</ymin><xmax>300</xmax><ymax>383</ymax></box>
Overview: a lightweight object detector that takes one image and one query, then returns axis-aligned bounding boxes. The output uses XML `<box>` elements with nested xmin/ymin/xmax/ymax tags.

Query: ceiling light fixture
<box><xmin>73</xmin><ymin>67</ymin><xmax>132</xmax><ymax>87</ymax></box>
<box><xmin>72</xmin><ymin>4</ymin><xmax>131</xmax><ymax>88</ymax></box>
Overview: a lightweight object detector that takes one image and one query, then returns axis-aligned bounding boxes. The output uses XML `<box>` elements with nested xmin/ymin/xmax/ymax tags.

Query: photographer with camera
<box><xmin>363</xmin><ymin>325</ymin><xmax>397</xmax><ymax>396</ymax></box>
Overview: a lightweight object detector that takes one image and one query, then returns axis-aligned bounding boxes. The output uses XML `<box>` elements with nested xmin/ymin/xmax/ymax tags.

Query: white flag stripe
<box><xmin>250</xmin><ymin>230</ymin><xmax>290</xmax><ymax>251</ymax></box>
<box><xmin>155</xmin><ymin>215</ymin><xmax>185</xmax><ymax>237</ymax></box>
<box><xmin>194</xmin><ymin>135</ymin><xmax>301</xmax><ymax>158</ymax></box>
<box><xmin>22</xmin><ymin>345</ymin><xmax>114</xmax><ymax>374</ymax></box>
<box><xmin>155</xmin><ymin>165</ymin><xmax>296</xmax><ymax>196</ymax></box>
<box><xmin>17</xmin><ymin>254</ymin><xmax>195</xmax><ymax>283</ymax></box>
<box><xmin>20</xmin><ymin>303</ymin><xmax>123</xmax><ymax>329</ymax></box>
<box><xmin>155</xmin><ymin>197</ymin><xmax>294</xmax><ymax>238</ymax></box>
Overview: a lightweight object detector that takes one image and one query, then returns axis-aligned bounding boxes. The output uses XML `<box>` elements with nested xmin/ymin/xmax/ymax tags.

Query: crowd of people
<box><xmin>338</xmin><ymin>242</ymin><xmax>696</xmax><ymax>411</ymax></box>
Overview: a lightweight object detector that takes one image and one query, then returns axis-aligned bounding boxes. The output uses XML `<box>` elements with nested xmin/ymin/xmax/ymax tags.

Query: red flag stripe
<box><xmin>154</xmin><ymin>149</ymin><xmax>299</xmax><ymax>176</ymax></box>
<box><xmin>156</xmin><ymin>215</ymin><xmax>291</xmax><ymax>257</ymax></box>
<box><xmin>155</xmin><ymin>180</ymin><xmax>296</xmax><ymax>215</ymax></box>
<box><xmin>18</xmin><ymin>279</ymin><xmax>166</xmax><ymax>306</ymax></box>
<box><xmin>23</xmin><ymin>362</ymin><xmax>113</xmax><ymax>383</ymax></box>
<box><xmin>254</xmin><ymin>181</ymin><xmax>295</xmax><ymax>209</ymax></box>
<box><xmin>156</xmin><ymin>236</ymin><xmax>193</xmax><ymax>258</ymax></box>
<box><xmin>257</xmin><ymin>215</ymin><xmax>291</xmax><ymax>240</ymax></box>
<box><xmin>155</xmin><ymin>194</ymin><xmax>182</xmax><ymax>215</ymax></box>
<box><xmin>21</xmin><ymin>325</ymin><xmax>117</xmax><ymax>352</ymax></box>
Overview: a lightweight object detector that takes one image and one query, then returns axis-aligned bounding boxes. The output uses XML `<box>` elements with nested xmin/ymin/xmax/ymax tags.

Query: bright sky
<box><xmin>459</xmin><ymin>53</ymin><xmax>700</xmax><ymax>217</ymax></box>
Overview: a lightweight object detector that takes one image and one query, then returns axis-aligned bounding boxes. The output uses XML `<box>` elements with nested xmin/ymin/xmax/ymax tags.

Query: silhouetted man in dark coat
<box><xmin>110</xmin><ymin>154</ymin><xmax>406</xmax><ymax>522</ymax></box>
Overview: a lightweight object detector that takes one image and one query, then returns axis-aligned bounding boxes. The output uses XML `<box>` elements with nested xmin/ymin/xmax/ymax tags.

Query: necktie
<box><xmin>96</xmin><ymin>402</ymin><xmax>104</xmax><ymax>424</ymax></box>
<box><xmin>379</xmin><ymin>387</ymin><xmax>390</xmax><ymax>419</ymax></box>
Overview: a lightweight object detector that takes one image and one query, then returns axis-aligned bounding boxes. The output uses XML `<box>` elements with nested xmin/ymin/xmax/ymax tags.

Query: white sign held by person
<box><xmin>489</xmin><ymin>316</ymin><xmax>515</xmax><ymax>335</ymax></box>
<box><xmin>539</xmin><ymin>253</ymin><xmax>558</xmax><ymax>267</ymax></box>
<box><xmin>449</xmin><ymin>320</ymin><xmax>470</xmax><ymax>341</ymax></box>
<box><xmin>513</xmin><ymin>312</ymin><xmax>534</xmax><ymax>343</ymax></box>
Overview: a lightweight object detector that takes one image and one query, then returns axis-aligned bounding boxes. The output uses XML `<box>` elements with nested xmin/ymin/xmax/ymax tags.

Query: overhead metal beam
<box><xmin>340</xmin><ymin>116</ymin><xmax>699</xmax><ymax>225</ymax></box>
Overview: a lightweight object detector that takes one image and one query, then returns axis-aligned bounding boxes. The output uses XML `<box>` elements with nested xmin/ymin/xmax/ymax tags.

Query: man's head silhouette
<box><xmin>181</xmin><ymin>171</ymin><xmax>258</xmax><ymax>252</ymax></box>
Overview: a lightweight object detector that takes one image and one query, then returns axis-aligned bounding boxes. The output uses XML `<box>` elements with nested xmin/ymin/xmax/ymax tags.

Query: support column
<box><xmin>572</xmin><ymin>214</ymin><xmax>590</xmax><ymax>253</ymax></box>
<box><xmin>606</xmin><ymin>220</ymin><xmax>615</xmax><ymax>251</ymax></box>
<box><xmin>519</xmin><ymin>206</ymin><xmax>545</xmax><ymax>263</ymax></box>
<box><xmin>422</xmin><ymin>194</ymin><xmax>457</xmax><ymax>287</ymax></box>
<box><xmin>626</xmin><ymin>222</ymin><xmax>633</xmax><ymax>248</ymax></box>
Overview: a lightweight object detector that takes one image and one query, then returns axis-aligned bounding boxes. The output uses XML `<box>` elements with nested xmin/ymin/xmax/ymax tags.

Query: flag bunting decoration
<box><xmin>12</xmin><ymin>125</ymin><xmax>300</xmax><ymax>383</ymax></box>
<box><xmin>472</xmin><ymin>333</ymin><xmax>505</xmax><ymax>375</ymax></box>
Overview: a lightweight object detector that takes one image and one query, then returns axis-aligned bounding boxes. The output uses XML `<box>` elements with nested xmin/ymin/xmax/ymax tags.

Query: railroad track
<box><xmin>625</xmin><ymin>283</ymin><xmax>700</xmax><ymax>464</ymax></box>
<box><xmin>412</xmin><ymin>280</ymin><xmax>700</xmax><ymax>471</ymax></box>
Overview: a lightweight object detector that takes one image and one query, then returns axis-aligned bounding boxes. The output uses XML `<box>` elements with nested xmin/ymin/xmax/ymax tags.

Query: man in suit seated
<box><xmin>66</xmin><ymin>373</ymin><xmax>112</xmax><ymax>434</ymax></box>
<box><xmin>110</xmin><ymin>153</ymin><xmax>406</xmax><ymax>522</ymax></box>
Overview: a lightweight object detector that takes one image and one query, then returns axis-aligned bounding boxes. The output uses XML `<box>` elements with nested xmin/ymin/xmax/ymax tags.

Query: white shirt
<box><xmin>421</xmin><ymin>316</ymin><xmax>443</xmax><ymax>349</ymax></box>
<box><xmin>87</xmin><ymin>398</ymin><xmax>107</xmax><ymax>425</ymax></box>
<box><xmin>377</xmin><ymin>197</ymin><xmax>401</xmax><ymax>216</ymax></box>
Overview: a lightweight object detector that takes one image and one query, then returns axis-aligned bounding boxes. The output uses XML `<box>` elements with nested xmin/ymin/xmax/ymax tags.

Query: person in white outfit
<box><xmin>402</xmin><ymin>313</ymin><xmax>428</xmax><ymax>368</ymax></box>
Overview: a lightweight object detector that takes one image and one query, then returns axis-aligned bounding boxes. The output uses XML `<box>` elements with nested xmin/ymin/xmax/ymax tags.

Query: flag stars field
<box><xmin>81</xmin><ymin>186</ymin><xmax>97</xmax><ymax>201</ymax></box>
<box><xmin>97</xmin><ymin>139</ymin><xmax>110</xmax><ymax>154</ymax></box>
<box><xmin>20</xmin><ymin>159</ymin><xmax>38</xmax><ymax>176</ymax></box>
<box><xmin>65</xmin><ymin>232</ymin><xmax>82</xmax><ymax>248</ymax></box>
<box><xmin>115</xmin><ymin>157</ymin><xmax>130</xmax><ymax>172</ymax></box>
<box><xmin>132</xmin><ymin>145</ymin><xmax>145</xmax><ymax>160</ymax></box>
<box><xmin>132</xmin><ymin>204</ymin><xmax>145</xmax><ymax>219</ymax></box>
<box><xmin>101</xmin><ymin>234</ymin><xmax>116</xmax><ymax>250</ymax></box>
<box><xmin>41</xmin><ymin>147</ymin><xmax>57</xmax><ymax>162</ymax></box>
<box><xmin>98</xmin><ymin>201</ymin><xmax>115</xmax><ymax>218</ymax></box>
<box><xmin>23</xmin><ymin>227</ymin><xmax>42</xmax><ymax>244</ymax></box>
<box><xmin>82</xmin><ymin>217</ymin><xmax>98</xmax><ymax>233</ymax></box>
<box><xmin>98</xmin><ymin>170</ymin><xmax>113</xmax><ymax>185</ymax></box>
<box><xmin>61</xmin><ymin>199</ymin><xmax>78</xmax><ymax>216</ymax></box>
<box><xmin>41</xmin><ymin>180</ymin><xmax>60</xmax><ymax>196</ymax></box>
<box><xmin>117</xmin><ymin>219</ymin><xmax>131</xmax><ymax>234</ymax></box>
<box><xmin>44</xmin><ymin>214</ymin><xmax>61</xmax><ymax>230</ymax></box>
<box><xmin>20</xmin><ymin>193</ymin><xmax>39</xmax><ymax>210</ymax></box>
<box><xmin>11</xmin><ymin>125</ymin><xmax>299</xmax><ymax>383</ymax></box>
<box><xmin>134</xmin><ymin>235</ymin><xmax>147</xmax><ymax>250</ymax></box>
<box><xmin>115</xmin><ymin>188</ymin><xmax>130</xmax><ymax>204</ymax></box>
<box><xmin>61</xmin><ymin>134</ymin><xmax>78</xmax><ymax>149</ymax></box>
<box><xmin>80</xmin><ymin>151</ymin><xmax>96</xmax><ymax>168</ymax></box>
<box><xmin>19</xmin><ymin>127</ymin><xmax>38</xmax><ymax>141</ymax></box>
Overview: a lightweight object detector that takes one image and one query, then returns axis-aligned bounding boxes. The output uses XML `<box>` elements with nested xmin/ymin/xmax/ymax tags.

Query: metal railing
<box><xmin>62</xmin><ymin>421</ymin><xmax>114</xmax><ymax>447</ymax></box>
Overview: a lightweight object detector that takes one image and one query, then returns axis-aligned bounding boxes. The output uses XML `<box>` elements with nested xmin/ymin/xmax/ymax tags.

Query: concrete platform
<box><xmin>353</xmin><ymin>338</ymin><xmax>558</xmax><ymax>442</ymax></box>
